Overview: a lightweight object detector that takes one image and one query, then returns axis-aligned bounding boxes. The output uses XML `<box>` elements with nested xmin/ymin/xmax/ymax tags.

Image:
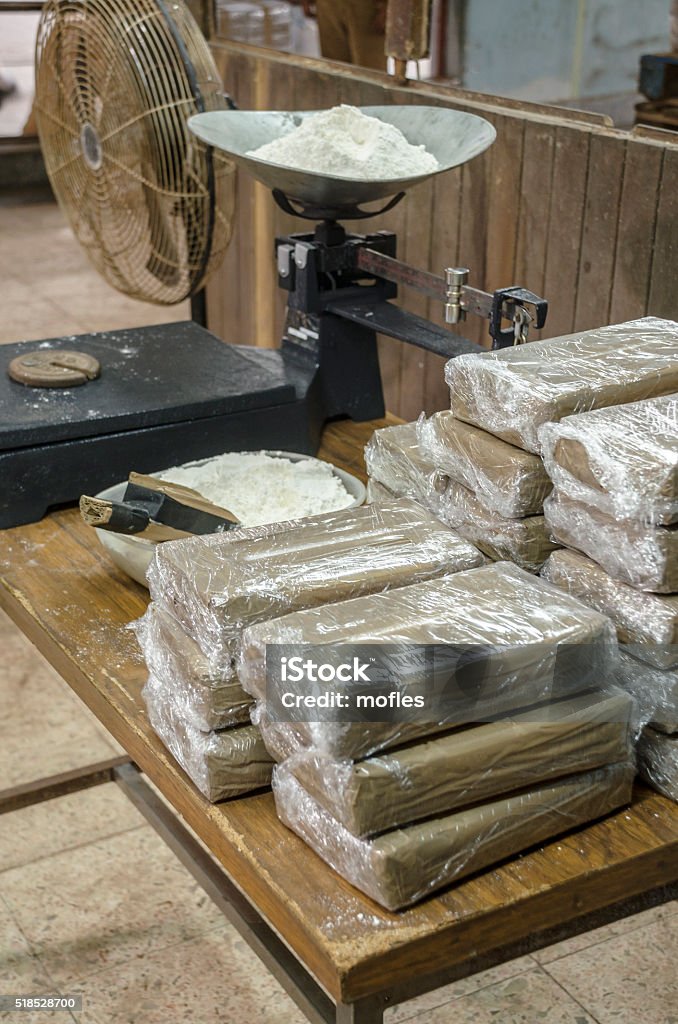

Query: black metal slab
<box><xmin>0</xmin><ymin>322</ymin><xmax>297</xmax><ymax>452</ymax></box>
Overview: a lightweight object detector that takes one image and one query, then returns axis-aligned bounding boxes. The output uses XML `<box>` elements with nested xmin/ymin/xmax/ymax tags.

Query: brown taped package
<box><xmin>418</xmin><ymin>411</ymin><xmax>552</xmax><ymax>517</ymax></box>
<box><xmin>143</xmin><ymin>675</ymin><xmax>272</xmax><ymax>801</ymax></box>
<box><xmin>540</xmin><ymin>395</ymin><xmax>678</xmax><ymax>526</ymax></box>
<box><xmin>638</xmin><ymin>728</ymin><xmax>678</xmax><ymax>802</ymax></box>
<box><xmin>544</xmin><ymin>490</ymin><xmax>678</xmax><ymax>593</ymax></box>
<box><xmin>286</xmin><ymin>691</ymin><xmax>633</xmax><ymax>837</ymax></box>
<box><xmin>542</xmin><ymin>550</ymin><xmax>678</xmax><ymax>669</ymax></box>
<box><xmin>364</xmin><ymin>421</ymin><xmax>448</xmax><ymax>507</ymax></box>
<box><xmin>614</xmin><ymin>651</ymin><xmax>678</xmax><ymax>734</ymax></box>
<box><xmin>147</xmin><ymin>499</ymin><xmax>483</xmax><ymax>659</ymax></box>
<box><xmin>240</xmin><ymin>562</ymin><xmax>616</xmax><ymax>759</ymax></box>
<box><xmin>445</xmin><ymin>317</ymin><xmax>678</xmax><ymax>453</ymax></box>
<box><xmin>437</xmin><ymin>479</ymin><xmax>559</xmax><ymax>573</ymax></box>
<box><xmin>274</xmin><ymin>762</ymin><xmax>634</xmax><ymax>910</ymax></box>
<box><xmin>135</xmin><ymin>604</ymin><xmax>251</xmax><ymax>731</ymax></box>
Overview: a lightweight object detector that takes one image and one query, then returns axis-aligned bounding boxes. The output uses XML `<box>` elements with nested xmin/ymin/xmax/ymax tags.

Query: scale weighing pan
<box><xmin>188</xmin><ymin>106</ymin><xmax>496</xmax><ymax>213</ymax></box>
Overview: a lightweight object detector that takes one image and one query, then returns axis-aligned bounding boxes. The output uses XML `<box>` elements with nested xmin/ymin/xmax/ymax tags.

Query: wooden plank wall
<box><xmin>206</xmin><ymin>43</ymin><xmax>678</xmax><ymax>419</ymax></box>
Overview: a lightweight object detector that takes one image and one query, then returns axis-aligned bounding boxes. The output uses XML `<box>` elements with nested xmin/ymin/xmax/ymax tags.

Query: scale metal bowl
<box><xmin>188</xmin><ymin>106</ymin><xmax>495</xmax><ymax>217</ymax></box>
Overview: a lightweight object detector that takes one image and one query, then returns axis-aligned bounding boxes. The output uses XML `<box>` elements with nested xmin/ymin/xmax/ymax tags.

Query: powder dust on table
<box><xmin>247</xmin><ymin>104</ymin><xmax>439</xmax><ymax>180</ymax></box>
<box><xmin>155</xmin><ymin>451</ymin><xmax>354</xmax><ymax>527</ymax></box>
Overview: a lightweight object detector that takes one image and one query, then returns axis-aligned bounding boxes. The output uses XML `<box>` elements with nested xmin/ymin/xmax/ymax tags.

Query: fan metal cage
<box><xmin>35</xmin><ymin>0</ymin><xmax>235</xmax><ymax>305</ymax></box>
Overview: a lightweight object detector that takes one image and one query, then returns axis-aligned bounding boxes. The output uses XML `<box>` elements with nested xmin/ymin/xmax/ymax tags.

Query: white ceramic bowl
<box><xmin>94</xmin><ymin>450</ymin><xmax>366</xmax><ymax>588</ymax></box>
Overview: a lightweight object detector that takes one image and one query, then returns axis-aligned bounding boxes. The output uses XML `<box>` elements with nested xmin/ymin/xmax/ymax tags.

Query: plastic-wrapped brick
<box><xmin>437</xmin><ymin>479</ymin><xmax>558</xmax><ymax>573</ymax></box>
<box><xmin>364</xmin><ymin>421</ymin><xmax>448</xmax><ymax>509</ymax></box>
<box><xmin>638</xmin><ymin>727</ymin><xmax>678</xmax><ymax>802</ymax></box>
<box><xmin>273</xmin><ymin>761</ymin><xmax>634</xmax><ymax>910</ymax></box>
<box><xmin>283</xmin><ymin>690</ymin><xmax>634</xmax><ymax>837</ymax></box>
<box><xmin>418</xmin><ymin>410</ymin><xmax>552</xmax><ymax>517</ymax></box>
<box><xmin>544</xmin><ymin>489</ymin><xmax>678</xmax><ymax>593</ymax></box>
<box><xmin>147</xmin><ymin>499</ymin><xmax>483</xmax><ymax>661</ymax></box>
<box><xmin>142</xmin><ymin>674</ymin><xmax>272</xmax><ymax>801</ymax></box>
<box><xmin>539</xmin><ymin>394</ymin><xmax>678</xmax><ymax>526</ymax></box>
<box><xmin>240</xmin><ymin>561</ymin><xmax>618</xmax><ymax>759</ymax></box>
<box><xmin>542</xmin><ymin>549</ymin><xmax>678</xmax><ymax>669</ymax></box>
<box><xmin>613</xmin><ymin>650</ymin><xmax>678</xmax><ymax>734</ymax></box>
<box><xmin>445</xmin><ymin>317</ymin><xmax>678</xmax><ymax>453</ymax></box>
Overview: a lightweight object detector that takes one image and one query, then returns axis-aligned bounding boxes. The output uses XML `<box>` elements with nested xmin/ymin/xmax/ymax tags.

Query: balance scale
<box><xmin>0</xmin><ymin>106</ymin><xmax>547</xmax><ymax>529</ymax></box>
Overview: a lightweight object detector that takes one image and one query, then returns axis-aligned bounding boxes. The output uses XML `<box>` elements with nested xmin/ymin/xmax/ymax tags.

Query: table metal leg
<box><xmin>113</xmin><ymin>763</ymin><xmax>336</xmax><ymax>1024</ymax></box>
<box><xmin>0</xmin><ymin>755</ymin><xmax>132</xmax><ymax>815</ymax></box>
<box><xmin>335</xmin><ymin>996</ymin><xmax>385</xmax><ymax>1024</ymax></box>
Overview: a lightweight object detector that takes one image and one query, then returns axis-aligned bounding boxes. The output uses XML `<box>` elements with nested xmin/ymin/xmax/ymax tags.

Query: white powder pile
<box><xmin>248</xmin><ymin>105</ymin><xmax>439</xmax><ymax>180</ymax></box>
<box><xmin>156</xmin><ymin>451</ymin><xmax>354</xmax><ymax>527</ymax></box>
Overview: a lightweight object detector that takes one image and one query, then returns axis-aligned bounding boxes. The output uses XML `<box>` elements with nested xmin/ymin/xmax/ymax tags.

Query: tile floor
<box><xmin>1</xmin><ymin>193</ymin><xmax>678</xmax><ymax>1023</ymax></box>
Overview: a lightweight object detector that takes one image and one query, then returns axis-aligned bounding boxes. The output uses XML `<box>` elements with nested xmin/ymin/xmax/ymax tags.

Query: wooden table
<box><xmin>1</xmin><ymin>417</ymin><xmax>677</xmax><ymax>1024</ymax></box>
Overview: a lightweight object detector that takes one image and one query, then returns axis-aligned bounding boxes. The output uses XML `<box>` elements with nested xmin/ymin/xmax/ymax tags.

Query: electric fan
<box><xmin>34</xmin><ymin>0</ymin><xmax>235</xmax><ymax>305</ymax></box>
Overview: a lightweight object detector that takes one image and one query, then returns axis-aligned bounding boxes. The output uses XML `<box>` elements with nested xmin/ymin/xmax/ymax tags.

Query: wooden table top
<box><xmin>1</xmin><ymin>416</ymin><xmax>678</xmax><ymax>1005</ymax></box>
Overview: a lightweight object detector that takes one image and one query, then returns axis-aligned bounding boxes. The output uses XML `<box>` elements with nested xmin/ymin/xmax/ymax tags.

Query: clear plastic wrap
<box><xmin>364</xmin><ymin>421</ymin><xmax>448</xmax><ymax>509</ymax></box>
<box><xmin>417</xmin><ymin>410</ymin><xmax>552</xmax><ymax>518</ymax></box>
<box><xmin>147</xmin><ymin>498</ymin><xmax>483</xmax><ymax>660</ymax></box>
<box><xmin>544</xmin><ymin>489</ymin><xmax>678</xmax><ymax>593</ymax></box>
<box><xmin>437</xmin><ymin>479</ymin><xmax>559</xmax><ymax>573</ymax></box>
<box><xmin>445</xmin><ymin>317</ymin><xmax>678</xmax><ymax>454</ymax></box>
<box><xmin>613</xmin><ymin>650</ymin><xmax>678</xmax><ymax>734</ymax></box>
<box><xmin>134</xmin><ymin>604</ymin><xmax>251</xmax><ymax>731</ymax></box>
<box><xmin>539</xmin><ymin>394</ymin><xmax>678</xmax><ymax>526</ymax></box>
<box><xmin>273</xmin><ymin>761</ymin><xmax>634</xmax><ymax>910</ymax></box>
<box><xmin>638</xmin><ymin>727</ymin><xmax>678</xmax><ymax>802</ymax></box>
<box><xmin>284</xmin><ymin>690</ymin><xmax>634</xmax><ymax>837</ymax></box>
<box><xmin>239</xmin><ymin>561</ymin><xmax>618</xmax><ymax>759</ymax></box>
<box><xmin>366</xmin><ymin>478</ymin><xmax>397</xmax><ymax>504</ymax></box>
<box><xmin>142</xmin><ymin>675</ymin><xmax>273</xmax><ymax>801</ymax></box>
<box><xmin>541</xmin><ymin>549</ymin><xmax>678</xmax><ymax>669</ymax></box>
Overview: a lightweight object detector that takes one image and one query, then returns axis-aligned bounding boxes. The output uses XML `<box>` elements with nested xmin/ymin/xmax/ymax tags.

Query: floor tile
<box><xmin>0</xmin><ymin>610</ymin><xmax>118</xmax><ymax>788</ymax></box>
<box><xmin>0</xmin><ymin>782</ymin><xmax>144</xmax><ymax>874</ymax></box>
<box><xmin>387</xmin><ymin>956</ymin><xmax>535</xmax><ymax>1023</ymax></box>
<box><xmin>532</xmin><ymin>899</ymin><xmax>678</xmax><ymax>964</ymax></box>
<box><xmin>72</xmin><ymin>924</ymin><xmax>307</xmax><ymax>1024</ymax></box>
<box><xmin>545</xmin><ymin>912</ymin><xmax>678</xmax><ymax>1024</ymax></box>
<box><xmin>0</xmin><ymin>895</ymin><xmax>54</xmax><ymax>995</ymax></box>
<box><xmin>398</xmin><ymin>967</ymin><xmax>595</xmax><ymax>1023</ymax></box>
<box><xmin>0</xmin><ymin>826</ymin><xmax>225</xmax><ymax>987</ymax></box>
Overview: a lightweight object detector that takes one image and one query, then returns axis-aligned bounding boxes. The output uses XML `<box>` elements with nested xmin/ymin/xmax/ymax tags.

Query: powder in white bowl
<box><xmin>247</xmin><ymin>105</ymin><xmax>438</xmax><ymax>181</ymax></box>
<box><xmin>155</xmin><ymin>451</ymin><xmax>355</xmax><ymax>527</ymax></box>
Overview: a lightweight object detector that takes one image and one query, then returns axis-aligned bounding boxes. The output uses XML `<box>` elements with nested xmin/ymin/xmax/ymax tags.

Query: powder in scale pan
<box><xmin>248</xmin><ymin>105</ymin><xmax>439</xmax><ymax>180</ymax></box>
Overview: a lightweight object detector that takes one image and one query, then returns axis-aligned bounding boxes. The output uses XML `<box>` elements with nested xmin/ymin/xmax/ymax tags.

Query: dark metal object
<box><xmin>639</xmin><ymin>53</ymin><xmax>678</xmax><ymax>101</ymax></box>
<box><xmin>0</xmin><ymin>320</ymin><xmax>384</xmax><ymax>529</ymax></box>
<box><xmin>273</xmin><ymin>188</ymin><xmax>406</xmax><ymax>224</ymax></box>
<box><xmin>355</xmin><ymin>248</ymin><xmax>548</xmax><ymax>349</ymax></box>
<box><xmin>328</xmin><ymin>301</ymin><xmax>480</xmax><ymax>359</ymax></box>
<box><xmin>121</xmin><ymin>479</ymin><xmax>237</xmax><ymax>534</ymax></box>
<box><xmin>276</xmin><ymin>224</ymin><xmax>547</xmax><ymax>362</ymax></box>
<box><xmin>356</xmin><ymin>247</ymin><xmax>448</xmax><ymax>301</ymax></box>
<box><xmin>1</xmin><ymin>756</ymin><xmax>676</xmax><ymax>1024</ymax></box>
<box><xmin>0</xmin><ymin>755</ymin><xmax>131</xmax><ymax>815</ymax></box>
<box><xmin>490</xmin><ymin>285</ymin><xmax>549</xmax><ymax>348</ymax></box>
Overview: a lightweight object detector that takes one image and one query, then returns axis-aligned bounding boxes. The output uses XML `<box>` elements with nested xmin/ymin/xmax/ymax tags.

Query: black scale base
<box><xmin>0</xmin><ymin>320</ymin><xmax>384</xmax><ymax>529</ymax></box>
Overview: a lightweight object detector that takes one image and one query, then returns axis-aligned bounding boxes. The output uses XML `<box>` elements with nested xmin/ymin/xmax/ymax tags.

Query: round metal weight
<box><xmin>7</xmin><ymin>350</ymin><xmax>101</xmax><ymax>388</ymax></box>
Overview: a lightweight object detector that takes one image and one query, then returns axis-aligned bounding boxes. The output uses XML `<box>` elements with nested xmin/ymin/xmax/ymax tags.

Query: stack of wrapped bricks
<box><xmin>136</xmin><ymin>498</ymin><xmax>485</xmax><ymax>800</ymax></box>
<box><xmin>239</xmin><ymin>562</ymin><xmax>636</xmax><ymax>910</ymax></box>
<box><xmin>366</xmin><ymin>416</ymin><xmax>557</xmax><ymax>573</ymax></box>
<box><xmin>539</xmin><ymin>393</ymin><xmax>678</xmax><ymax>804</ymax></box>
